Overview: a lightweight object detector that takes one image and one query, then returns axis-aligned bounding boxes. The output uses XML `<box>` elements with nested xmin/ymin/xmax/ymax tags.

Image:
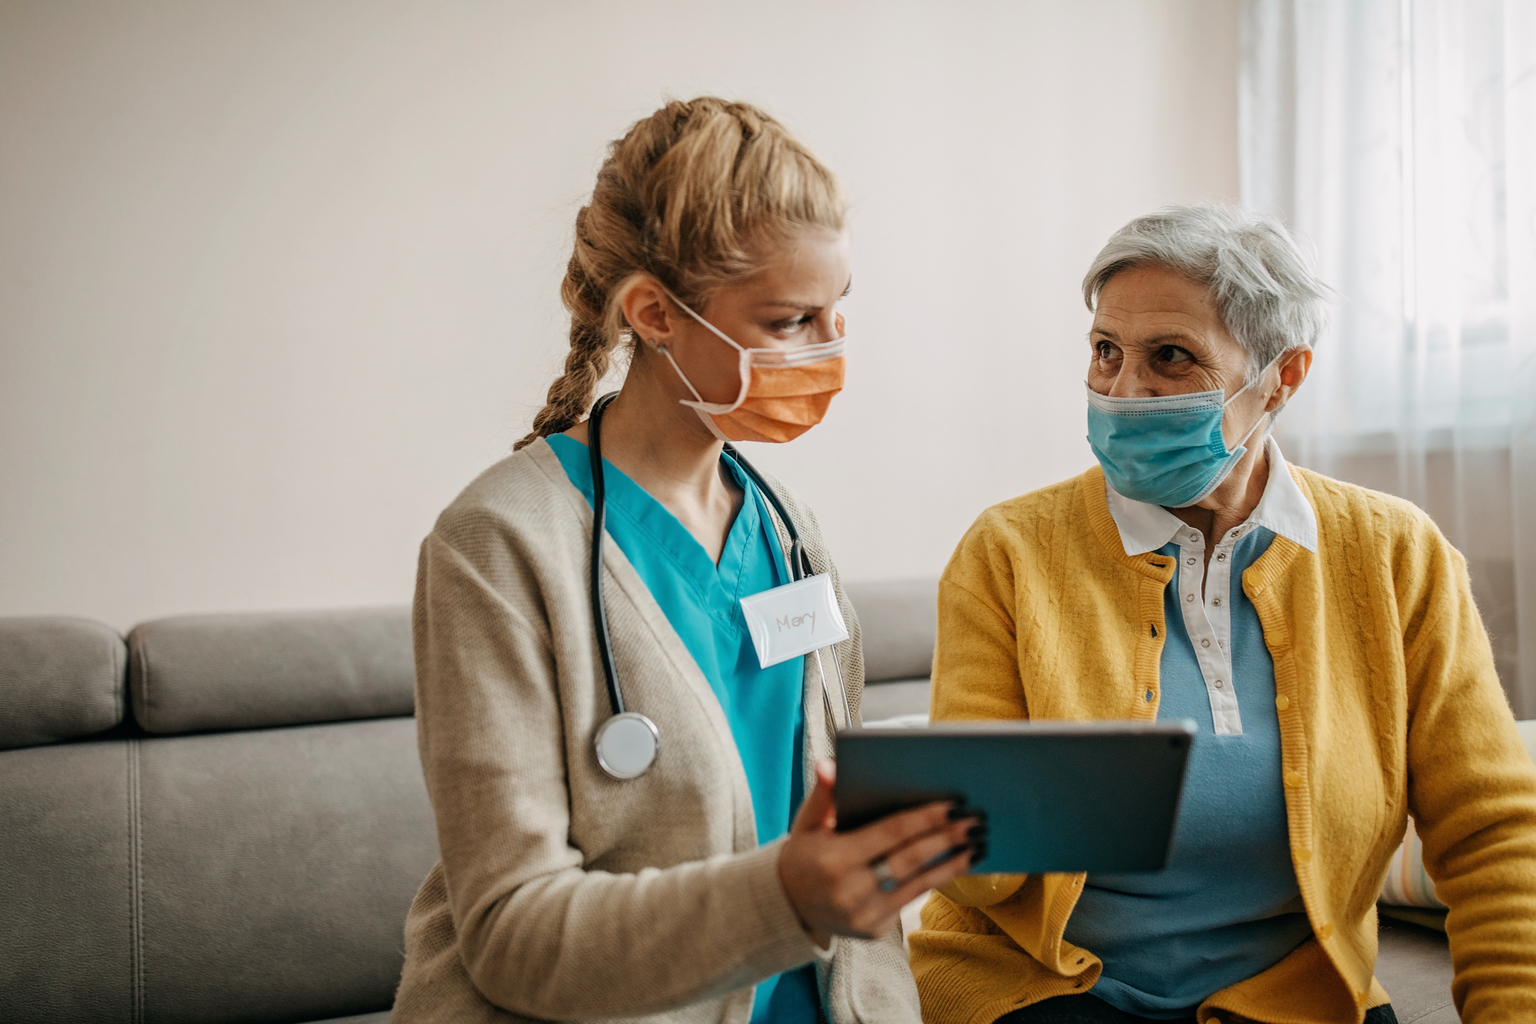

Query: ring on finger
<box><xmin>871</xmin><ymin>857</ymin><xmax>900</xmax><ymax>894</ymax></box>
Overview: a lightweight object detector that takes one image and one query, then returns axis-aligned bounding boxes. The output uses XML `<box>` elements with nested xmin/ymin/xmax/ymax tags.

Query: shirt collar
<box><xmin>1104</xmin><ymin>436</ymin><xmax>1319</xmax><ymax>555</ymax></box>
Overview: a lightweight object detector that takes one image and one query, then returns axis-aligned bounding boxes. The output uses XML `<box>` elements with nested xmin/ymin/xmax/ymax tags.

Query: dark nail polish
<box><xmin>966</xmin><ymin>823</ymin><xmax>989</xmax><ymax>842</ymax></box>
<box><xmin>970</xmin><ymin>842</ymin><xmax>988</xmax><ymax>864</ymax></box>
<box><xmin>946</xmin><ymin>803</ymin><xmax>970</xmax><ymax>821</ymax></box>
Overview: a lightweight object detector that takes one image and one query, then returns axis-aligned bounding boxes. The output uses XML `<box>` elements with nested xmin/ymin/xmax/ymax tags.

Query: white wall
<box><xmin>0</xmin><ymin>0</ymin><xmax>1239</xmax><ymax>629</ymax></box>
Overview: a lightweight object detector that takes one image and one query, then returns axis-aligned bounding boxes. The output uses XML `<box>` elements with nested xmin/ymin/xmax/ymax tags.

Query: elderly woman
<box><xmin>908</xmin><ymin>205</ymin><xmax>1536</xmax><ymax>1024</ymax></box>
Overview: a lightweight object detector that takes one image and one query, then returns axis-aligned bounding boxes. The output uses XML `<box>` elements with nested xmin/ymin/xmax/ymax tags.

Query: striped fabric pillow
<box><xmin>1379</xmin><ymin>816</ymin><xmax>1445</xmax><ymax>908</ymax></box>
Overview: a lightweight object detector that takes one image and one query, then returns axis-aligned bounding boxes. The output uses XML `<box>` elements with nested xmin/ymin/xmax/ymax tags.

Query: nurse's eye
<box><xmin>771</xmin><ymin>314</ymin><xmax>816</xmax><ymax>333</ymax></box>
<box><xmin>1094</xmin><ymin>340</ymin><xmax>1119</xmax><ymax>361</ymax></box>
<box><xmin>1157</xmin><ymin>345</ymin><xmax>1194</xmax><ymax>364</ymax></box>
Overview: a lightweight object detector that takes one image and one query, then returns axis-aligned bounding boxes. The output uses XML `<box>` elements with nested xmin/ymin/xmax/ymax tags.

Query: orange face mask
<box><xmin>656</xmin><ymin>291</ymin><xmax>846</xmax><ymax>444</ymax></box>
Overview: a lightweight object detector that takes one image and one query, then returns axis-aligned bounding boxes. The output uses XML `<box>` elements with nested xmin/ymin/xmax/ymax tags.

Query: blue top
<box><xmin>546</xmin><ymin>433</ymin><xmax>819</xmax><ymax>1024</ymax></box>
<box><xmin>1063</xmin><ymin>527</ymin><xmax>1310</xmax><ymax>1017</ymax></box>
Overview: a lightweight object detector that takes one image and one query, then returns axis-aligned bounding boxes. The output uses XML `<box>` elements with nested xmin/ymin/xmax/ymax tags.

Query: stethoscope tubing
<box><xmin>588</xmin><ymin>392</ymin><xmax>628</xmax><ymax>719</ymax></box>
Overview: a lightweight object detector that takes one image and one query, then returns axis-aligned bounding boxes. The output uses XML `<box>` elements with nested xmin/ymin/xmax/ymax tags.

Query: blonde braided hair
<box><xmin>514</xmin><ymin>97</ymin><xmax>845</xmax><ymax>450</ymax></box>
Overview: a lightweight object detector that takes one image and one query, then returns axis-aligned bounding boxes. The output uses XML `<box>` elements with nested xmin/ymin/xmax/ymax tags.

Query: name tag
<box><xmin>739</xmin><ymin>574</ymin><xmax>850</xmax><ymax>669</ymax></box>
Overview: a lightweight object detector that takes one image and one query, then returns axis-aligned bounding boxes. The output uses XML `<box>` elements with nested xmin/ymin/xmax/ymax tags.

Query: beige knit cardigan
<box><xmin>390</xmin><ymin>439</ymin><xmax>921</xmax><ymax>1024</ymax></box>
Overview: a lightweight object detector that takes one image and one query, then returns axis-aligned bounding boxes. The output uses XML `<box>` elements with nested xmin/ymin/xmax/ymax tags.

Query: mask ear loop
<box><xmin>1231</xmin><ymin>403</ymin><xmax>1272</xmax><ymax>454</ymax></box>
<box><xmin>1175</xmin><ymin>356</ymin><xmax>1287</xmax><ymax>509</ymax></box>
<box><xmin>658</xmin><ymin>290</ymin><xmax>754</xmax><ymax>416</ymax></box>
<box><xmin>1221</xmin><ymin>355</ymin><xmax>1285</xmax><ymax>453</ymax></box>
<box><xmin>654</xmin><ymin>342</ymin><xmax>742</xmax><ymax>441</ymax></box>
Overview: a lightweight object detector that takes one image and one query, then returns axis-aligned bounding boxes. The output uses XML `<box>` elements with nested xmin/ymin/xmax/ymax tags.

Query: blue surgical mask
<box><xmin>1085</xmin><ymin>375</ymin><xmax>1271</xmax><ymax>508</ymax></box>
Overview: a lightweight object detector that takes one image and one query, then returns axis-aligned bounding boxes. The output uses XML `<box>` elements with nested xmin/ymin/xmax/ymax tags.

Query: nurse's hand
<box><xmin>777</xmin><ymin>759</ymin><xmax>982</xmax><ymax>946</ymax></box>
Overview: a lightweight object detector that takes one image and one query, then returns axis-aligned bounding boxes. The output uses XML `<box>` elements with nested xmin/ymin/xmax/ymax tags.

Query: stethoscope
<box><xmin>586</xmin><ymin>391</ymin><xmax>855</xmax><ymax>779</ymax></box>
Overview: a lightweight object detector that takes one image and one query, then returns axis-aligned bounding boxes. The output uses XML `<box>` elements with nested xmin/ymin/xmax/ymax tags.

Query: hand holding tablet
<box><xmin>778</xmin><ymin>760</ymin><xmax>982</xmax><ymax>945</ymax></box>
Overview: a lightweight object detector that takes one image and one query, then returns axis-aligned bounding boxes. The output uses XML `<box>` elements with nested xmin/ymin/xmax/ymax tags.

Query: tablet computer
<box><xmin>835</xmin><ymin>720</ymin><xmax>1195</xmax><ymax>874</ymax></box>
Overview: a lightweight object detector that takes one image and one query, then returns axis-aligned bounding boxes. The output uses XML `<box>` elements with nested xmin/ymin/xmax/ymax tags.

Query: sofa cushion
<box><xmin>128</xmin><ymin>607</ymin><xmax>413</xmax><ymax>733</ymax></box>
<box><xmin>860</xmin><ymin>678</ymin><xmax>931</xmax><ymax>723</ymax></box>
<box><xmin>1375</xmin><ymin>919</ymin><xmax>1456</xmax><ymax>1023</ymax></box>
<box><xmin>0</xmin><ymin>740</ymin><xmax>135</xmax><ymax>1022</ymax></box>
<box><xmin>843</xmin><ymin>579</ymin><xmax>937</xmax><ymax>683</ymax></box>
<box><xmin>0</xmin><ymin>616</ymin><xmax>125</xmax><ymax>750</ymax></box>
<box><xmin>0</xmin><ymin>717</ymin><xmax>437</xmax><ymax>1024</ymax></box>
<box><xmin>136</xmin><ymin>717</ymin><xmax>436</xmax><ymax>1023</ymax></box>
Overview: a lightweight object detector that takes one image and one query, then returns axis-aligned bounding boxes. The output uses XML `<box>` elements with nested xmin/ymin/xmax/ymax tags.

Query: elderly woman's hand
<box><xmin>777</xmin><ymin>759</ymin><xmax>982</xmax><ymax>946</ymax></box>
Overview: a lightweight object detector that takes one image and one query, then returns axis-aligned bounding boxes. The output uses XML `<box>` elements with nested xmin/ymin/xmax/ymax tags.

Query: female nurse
<box><xmin>389</xmin><ymin>98</ymin><xmax>981</xmax><ymax>1024</ymax></box>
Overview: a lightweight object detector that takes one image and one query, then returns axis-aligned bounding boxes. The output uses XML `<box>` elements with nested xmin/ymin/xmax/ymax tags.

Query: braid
<box><xmin>513</xmin><ymin>97</ymin><xmax>844</xmax><ymax>451</ymax></box>
<box><xmin>514</xmin><ymin>242</ymin><xmax>613</xmax><ymax>450</ymax></box>
<box><xmin>512</xmin><ymin>327</ymin><xmax>610</xmax><ymax>450</ymax></box>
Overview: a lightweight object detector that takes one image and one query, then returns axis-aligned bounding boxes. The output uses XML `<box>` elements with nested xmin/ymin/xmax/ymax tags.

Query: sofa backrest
<box><xmin>1</xmin><ymin>608</ymin><xmax>437</xmax><ymax>1024</ymax></box>
<box><xmin>128</xmin><ymin>607</ymin><xmax>414</xmax><ymax>734</ymax></box>
<box><xmin>0</xmin><ymin>616</ymin><xmax>126</xmax><ymax>750</ymax></box>
<box><xmin>843</xmin><ymin>579</ymin><xmax>937</xmax><ymax>683</ymax></box>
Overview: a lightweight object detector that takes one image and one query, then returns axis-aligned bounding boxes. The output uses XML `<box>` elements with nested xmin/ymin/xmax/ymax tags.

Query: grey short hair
<box><xmin>1082</xmin><ymin>204</ymin><xmax>1330</xmax><ymax>383</ymax></box>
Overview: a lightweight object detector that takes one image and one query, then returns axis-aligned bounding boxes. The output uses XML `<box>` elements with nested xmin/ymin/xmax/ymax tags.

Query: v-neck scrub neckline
<box><xmin>545</xmin><ymin>433</ymin><xmax>818</xmax><ymax>1024</ymax></box>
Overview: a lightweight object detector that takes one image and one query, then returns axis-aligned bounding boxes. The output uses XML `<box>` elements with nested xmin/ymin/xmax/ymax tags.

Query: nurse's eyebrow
<box><xmin>760</xmin><ymin>276</ymin><xmax>853</xmax><ymax>311</ymax></box>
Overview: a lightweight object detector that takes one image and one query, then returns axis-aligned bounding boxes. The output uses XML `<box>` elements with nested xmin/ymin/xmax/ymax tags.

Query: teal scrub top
<box><xmin>546</xmin><ymin>433</ymin><xmax>820</xmax><ymax>1024</ymax></box>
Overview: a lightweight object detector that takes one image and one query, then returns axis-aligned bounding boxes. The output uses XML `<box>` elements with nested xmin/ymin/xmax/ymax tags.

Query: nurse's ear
<box><xmin>620</xmin><ymin>276</ymin><xmax>681</xmax><ymax>351</ymax></box>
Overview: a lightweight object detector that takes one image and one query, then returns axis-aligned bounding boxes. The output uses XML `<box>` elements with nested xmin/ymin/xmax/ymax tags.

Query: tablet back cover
<box><xmin>835</xmin><ymin>722</ymin><xmax>1193</xmax><ymax>874</ymax></box>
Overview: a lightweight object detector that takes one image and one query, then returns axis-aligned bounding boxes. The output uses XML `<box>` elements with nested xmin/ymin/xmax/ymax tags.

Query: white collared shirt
<box><xmin>1104</xmin><ymin>437</ymin><xmax>1318</xmax><ymax>736</ymax></box>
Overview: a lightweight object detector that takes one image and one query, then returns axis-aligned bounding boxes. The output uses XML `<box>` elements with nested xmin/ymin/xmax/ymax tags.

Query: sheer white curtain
<box><xmin>1241</xmin><ymin>0</ymin><xmax>1536</xmax><ymax>716</ymax></box>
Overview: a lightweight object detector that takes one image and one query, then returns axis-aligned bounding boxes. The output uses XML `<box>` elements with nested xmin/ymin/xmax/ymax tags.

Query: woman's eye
<box><xmin>1094</xmin><ymin>341</ymin><xmax>1117</xmax><ymax>360</ymax></box>
<box><xmin>773</xmin><ymin>315</ymin><xmax>815</xmax><ymax>333</ymax></box>
<box><xmin>1158</xmin><ymin>345</ymin><xmax>1194</xmax><ymax>364</ymax></box>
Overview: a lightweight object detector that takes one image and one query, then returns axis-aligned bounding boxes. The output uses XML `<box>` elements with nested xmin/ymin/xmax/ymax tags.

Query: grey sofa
<box><xmin>1</xmin><ymin>581</ymin><xmax>1456</xmax><ymax>1023</ymax></box>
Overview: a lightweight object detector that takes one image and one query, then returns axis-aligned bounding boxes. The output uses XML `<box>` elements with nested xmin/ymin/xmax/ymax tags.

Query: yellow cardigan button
<box><xmin>1275</xmin><ymin>694</ymin><xmax>1291</xmax><ymax>711</ymax></box>
<box><xmin>1318</xmin><ymin>922</ymin><xmax>1335</xmax><ymax>940</ymax></box>
<box><xmin>1295</xmin><ymin>847</ymin><xmax>1313</xmax><ymax>864</ymax></box>
<box><xmin>1284</xmin><ymin>770</ymin><xmax>1304</xmax><ymax>787</ymax></box>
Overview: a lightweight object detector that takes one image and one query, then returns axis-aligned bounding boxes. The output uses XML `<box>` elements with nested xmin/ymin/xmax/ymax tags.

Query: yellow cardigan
<box><xmin>909</xmin><ymin>465</ymin><xmax>1536</xmax><ymax>1024</ymax></box>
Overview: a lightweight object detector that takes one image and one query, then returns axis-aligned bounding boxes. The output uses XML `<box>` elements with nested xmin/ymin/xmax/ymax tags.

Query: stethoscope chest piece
<box><xmin>594</xmin><ymin>711</ymin><xmax>659</xmax><ymax>779</ymax></box>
